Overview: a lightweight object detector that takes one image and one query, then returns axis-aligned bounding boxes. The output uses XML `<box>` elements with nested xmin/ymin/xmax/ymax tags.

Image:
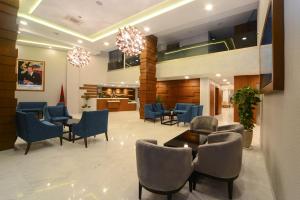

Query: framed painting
<box><xmin>17</xmin><ymin>59</ymin><xmax>45</xmax><ymax>91</ymax></box>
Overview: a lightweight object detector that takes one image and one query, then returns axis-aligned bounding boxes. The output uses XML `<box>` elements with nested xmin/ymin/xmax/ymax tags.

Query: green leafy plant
<box><xmin>156</xmin><ymin>95</ymin><xmax>163</xmax><ymax>103</ymax></box>
<box><xmin>232</xmin><ymin>86</ymin><xmax>261</xmax><ymax>131</ymax></box>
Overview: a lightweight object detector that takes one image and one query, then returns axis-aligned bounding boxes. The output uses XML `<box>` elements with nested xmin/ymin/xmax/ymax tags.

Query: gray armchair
<box><xmin>136</xmin><ymin>139</ymin><xmax>193</xmax><ymax>200</ymax></box>
<box><xmin>217</xmin><ymin>124</ymin><xmax>244</xmax><ymax>134</ymax></box>
<box><xmin>193</xmin><ymin>132</ymin><xmax>243</xmax><ymax>199</ymax></box>
<box><xmin>190</xmin><ymin>116</ymin><xmax>218</xmax><ymax>135</ymax></box>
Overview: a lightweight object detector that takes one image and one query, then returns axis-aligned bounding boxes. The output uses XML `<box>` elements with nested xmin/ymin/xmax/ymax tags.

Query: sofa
<box><xmin>44</xmin><ymin>105</ymin><xmax>72</xmax><ymax>123</ymax></box>
<box><xmin>136</xmin><ymin>139</ymin><xmax>193</xmax><ymax>200</ymax></box>
<box><xmin>193</xmin><ymin>132</ymin><xmax>243</xmax><ymax>199</ymax></box>
<box><xmin>173</xmin><ymin>103</ymin><xmax>194</xmax><ymax>114</ymax></box>
<box><xmin>72</xmin><ymin>110</ymin><xmax>109</xmax><ymax>148</ymax></box>
<box><xmin>16</xmin><ymin>111</ymin><xmax>63</xmax><ymax>154</ymax></box>
<box><xmin>16</xmin><ymin>102</ymin><xmax>47</xmax><ymax>118</ymax></box>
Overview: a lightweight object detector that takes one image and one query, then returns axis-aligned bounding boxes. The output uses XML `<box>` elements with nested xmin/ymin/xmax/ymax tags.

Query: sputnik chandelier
<box><xmin>116</xmin><ymin>26</ymin><xmax>145</xmax><ymax>56</ymax></box>
<box><xmin>67</xmin><ymin>47</ymin><xmax>91</xmax><ymax>68</ymax></box>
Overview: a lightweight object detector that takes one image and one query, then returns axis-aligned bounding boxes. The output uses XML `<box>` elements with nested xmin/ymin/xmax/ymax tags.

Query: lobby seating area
<box><xmin>1</xmin><ymin>0</ymin><xmax>297</xmax><ymax>199</ymax></box>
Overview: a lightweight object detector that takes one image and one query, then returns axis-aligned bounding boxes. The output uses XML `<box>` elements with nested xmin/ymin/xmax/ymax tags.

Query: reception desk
<box><xmin>96</xmin><ymin>98</ymin><xmax>136</xmax><ymax>112</ymax></box>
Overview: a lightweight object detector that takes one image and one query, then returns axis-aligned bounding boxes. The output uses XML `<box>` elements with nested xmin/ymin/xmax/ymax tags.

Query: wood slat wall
<box><xmin>234</xmin><ymin>75</ymin><xmax>260</xmax><ymax>122</ymax></box>
<box><xmin>0</xmin><ymin>0</ymin><xmax>18</xmax><ymax>150</ymax></box>
<box><xmin>156</xmin><ymin>79</ymin><xmax>200</xmax><ymax>109</ymax></box>
<box><xmin>139</xmin><ymin>35</ymin><xmax>157</xmax><ymax>119</ymax></box>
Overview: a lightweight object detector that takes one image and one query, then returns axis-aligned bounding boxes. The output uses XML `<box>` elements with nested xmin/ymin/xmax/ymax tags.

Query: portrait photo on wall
<box><xmin>17</xmin><ymin>59</ymin><xmax>45</xmax><ymax>91</ymax></box>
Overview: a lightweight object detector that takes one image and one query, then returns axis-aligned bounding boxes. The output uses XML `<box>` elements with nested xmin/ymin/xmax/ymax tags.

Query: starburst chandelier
<box><xmin>67</xmin><ymin>47</ymin><xmax>91</xmax><ymax>68</ymax></box>
<box><xmin>116</xmin><ymin>26</ymin><xmax>145</xmax><ymax>56</ymax></box>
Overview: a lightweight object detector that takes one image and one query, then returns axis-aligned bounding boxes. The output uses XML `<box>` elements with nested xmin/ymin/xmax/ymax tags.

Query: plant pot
<box><xmin>242</xmin><ymin>130</ymin><xmax>253</xmax><ymax>148</ymax></box>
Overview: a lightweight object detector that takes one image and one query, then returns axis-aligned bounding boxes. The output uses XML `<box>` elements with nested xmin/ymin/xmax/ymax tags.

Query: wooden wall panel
<box><xmin>156</xmin><ymin>79</ymin><xmax>200</xmax><ymax>109</ymax></box>
<box><xmin>139</xmin><ymin>35</ymin><xmax>157</xmax><ymax>119</ymax></box>
<box><xmin>0</xmin><ymin>0</ymin><xmax>18</xmax><ymax>151</ymax></box>
<box><xmin>234</xmin><ymin>75</ymin><xmax>260</xmax><ymax>122</ymax></box>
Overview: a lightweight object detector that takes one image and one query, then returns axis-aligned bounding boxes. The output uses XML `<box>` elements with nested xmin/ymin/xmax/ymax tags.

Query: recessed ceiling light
<box><xmin>135</xmin><ymin>80</ymin><xmax>139</xmax><ymax>84</ymax></box>
<box><xmin>20</xmin><ymin>20</ymin><xmax>28</xmax><ymax>25</ymax></box>
<box><xmin>77</xmin><ymin>39</ymin><xmax>83</xmax><ymax>44</ymax></box>
<box><xmin>223</xmin><ymin>79</ymin><xmax>227</xmax><ymax>82</ymax></box>
<box><xmin>18</xmin><ymin>31</ymin><xmax>21</xmax><ymax>34</ymax></box>
<box><xmin>121</xmin><ymin>81</ymin><xmax>125</xmax><ymax>84</ymax></box>
<box><xmin>184</xmin><ymin>76</ymin><xmax>190</xmax><ymax>79</ymax></box>
<box><xmin>104</xmin><ymin>42</ymin><xmax>109</xmax><ymax>46</ymax></box>
<box><xmin>216</xmin><ymin>73</ymin><xmax>221</xmax><ymax>77</ymax></box>
<box><xmin>144</xmin><ymin>27</ymin><xmax>150</xmax><ymax>32</ymax></box>
<box><xmin>227</xmin><ymin>81</ymin><xmax>230</xmax><ymax>84</ymax></box>
<box><xmin>242</xmin><ymin>37</ymin><xmax>247</xmax><ymax>41</ymax></box>
<box><xmin>205</xmin><ymin>4</ymin><xmax>213</xmax><ymax>11</ymax></box>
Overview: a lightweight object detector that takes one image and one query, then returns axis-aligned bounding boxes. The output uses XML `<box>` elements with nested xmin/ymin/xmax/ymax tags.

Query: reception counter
<box><xmin>96</xmin><ymin>98</ymin><xmax>137</xmax><ymax>112</ymax></box>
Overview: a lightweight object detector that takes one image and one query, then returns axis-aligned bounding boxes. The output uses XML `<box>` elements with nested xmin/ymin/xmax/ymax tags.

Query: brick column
<box><xmin>139</xmin><ymin>35</ymin><xmax>157</xmax><ymax>119</ymax></box>
<box><xmin>0</xmin><ymin>0</ymin><xmax>19</xmax><ymax>150</ymax></box>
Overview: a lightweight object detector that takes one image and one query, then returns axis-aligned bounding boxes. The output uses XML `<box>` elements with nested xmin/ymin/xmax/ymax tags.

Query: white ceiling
<box><xmin>33</xmin><ymin>0</ymin><xmax>164</xmax><ymax>35</ymax></box>
<box><xmin>17</xmin><ymin>0</ymin><xmax>259</xmax><ymax>54</ymax></box>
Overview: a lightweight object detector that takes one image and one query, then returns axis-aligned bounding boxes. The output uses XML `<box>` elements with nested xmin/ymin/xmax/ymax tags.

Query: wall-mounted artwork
<box><xmin>17</xmin><ymin>59</ymin><xmax>45</xmax><ymax>91</ymax></box>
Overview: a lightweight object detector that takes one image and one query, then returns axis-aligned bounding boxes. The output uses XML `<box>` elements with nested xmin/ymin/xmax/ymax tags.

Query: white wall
<box><xmin>15</xmin><ymin>45</ymin><xmax>67</xmax><ymax>106</ymax></box>
<box><xmin>106</xmin><ymin>46</ymin><xmax>260</xmax><ymax>84</ymax></box>
<box><xmin>67</xmin><ymin>54</ymin><xmax>107</xmax><ymax>114</ymax></box>
<box><xmin>200</xmin><ymin>78</ymin><xmax>210</xmax><ymax>115</ymax></box>
<box><xmin>257</xmin><ymin>0</ymin><xmax>271</xmax><ymax>45</ymax></box>
<box><xmin>260</xmin><ymin>0</ymin><xmax>300</xmax><ymax>199</ymax></box>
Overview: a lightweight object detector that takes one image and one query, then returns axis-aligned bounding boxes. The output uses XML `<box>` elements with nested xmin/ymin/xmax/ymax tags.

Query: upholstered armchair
<box><xmin>144</xmin><ymin>104</ymin><xmax>162</xmax><ymax>122</ymax></box>
<box><xmin>136</xmin><ymin>139</ymin><xmax>194</xmax><ymax>200</ymax></box>
<box><xmin>177</xmin><ymin>105</ymin><xmax>193</xmax><ymax>126</ymax></box>
<box><xmin>193</xmin><ymin>132</ymin><xmax>243</xmax><ymax>199</ymax></box>
<box><xmin>173</xmin><ymin>103</ymin><xmax>194</xmax><ymax>114</ymax></box>
<box><xmin>17</xmin><ymin>102</ymin><xmax>47</xmax><ymax>118</ymax></box>
<box><xmin>16</xmin><ymin>111</ymin><xmax>63</xmax><ymax>155</ymax></box>
<box><xmin>217</xmin><ymin>124</ymin><xmax>244</xmax><ymax>134</ymax></box>
<box><xmin>191</xmin><ymin>105</ymin><xmax>204</xmax><ymax>119</ymax></box>
<box><xmin>190</xmin><ymin>116</ymin><xmax>218</xmax><ymax>135</ymax></box>
<box><xmin>44</xmin><ymin>105</ymin><xmax>72</xmax><ymax>123</ymax></box>
<box><xmin>72</xmin><ymin>110</ymin><xmax>109</xmax><ymax>148</ymax></box>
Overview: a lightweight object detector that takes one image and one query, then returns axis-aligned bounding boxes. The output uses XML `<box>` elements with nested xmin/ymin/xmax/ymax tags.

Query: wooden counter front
<box><xmin>97</xmin><ymin>98</ymin><xmax>136</xmax><ymax>112</ymax></box>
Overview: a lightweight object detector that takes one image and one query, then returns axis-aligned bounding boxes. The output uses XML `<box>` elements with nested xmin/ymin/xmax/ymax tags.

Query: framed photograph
<box><xmin>17</xmin><ymin>59</ymin><xmax>45</xmax><ymax>91</ymax></box>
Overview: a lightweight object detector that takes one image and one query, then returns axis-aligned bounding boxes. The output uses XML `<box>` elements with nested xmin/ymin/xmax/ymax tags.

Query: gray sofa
<box><xmin>193</xmin><ymin>132</ymin><xmax>243</xmax><ymax>199</ymax></box>
<box><xmin>136</xmin><ymin>139</ymin><xmax>193</xmax><ymax>200</ymax></box>
<box><xmin>190</xmin><ymin>116</ymin><xmax>218</xmax><ymax>135</ymax></box>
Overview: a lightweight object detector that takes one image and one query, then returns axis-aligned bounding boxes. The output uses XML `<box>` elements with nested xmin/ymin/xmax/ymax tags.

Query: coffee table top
<box><xmin>164</xmin><ymin>130</ymin><xmax>208</xmax><ymax>152</ymax></box>
<box><xmin>63</xmin><ymin>118</ymin><xmax>80</xmax><ymax>126</ymax></box>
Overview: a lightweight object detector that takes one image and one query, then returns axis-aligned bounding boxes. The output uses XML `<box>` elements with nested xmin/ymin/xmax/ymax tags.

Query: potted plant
<box><xmin>232</xmin><ymin>86</ymin><xmax>261</xmax><ymax>148</ymax></box>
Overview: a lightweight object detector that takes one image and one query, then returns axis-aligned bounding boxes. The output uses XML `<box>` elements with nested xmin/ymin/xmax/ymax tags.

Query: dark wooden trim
<box><xmin>84</xmin><ymin>137</ymin><xmax>88</xmax><ymax>148</ymax></box>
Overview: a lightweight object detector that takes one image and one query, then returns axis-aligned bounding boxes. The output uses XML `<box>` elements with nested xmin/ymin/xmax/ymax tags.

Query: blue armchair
<box><xmin>144</xmin><ymin>104</ymin><xmax>162</xmax><ymax>123</ymax></box>
<box><xmin>177</xmin><ymin>105</ymin><xmax>194</xmax><ymax>126</ymax></box>
<box><xmin>44</xmin><ymin>105</ymin><xmax>72</xmax><ymax>123</ymax></box>
<box><xmin>72</xmin><ymin>110</ymin><xmax>109</xmax><ymax>148</ymax></box>
<box><xmin>16</xmin><ymin>111</ymin><xmax>63</xmax><ymax>154</ymax></box>
<box><xmin>174</xmin><ymin>103</ymin><xmax>195</xmax><ymax>114</ymax></box>
<box><xmin>191</xmin><ymin>105</ymin><xmax>204</xmax><ymax>119</ymax></box>
<box><xmin>17</xmin><ymin>102</ymin><xmax>47</xmax><ymax>118</ymax></box>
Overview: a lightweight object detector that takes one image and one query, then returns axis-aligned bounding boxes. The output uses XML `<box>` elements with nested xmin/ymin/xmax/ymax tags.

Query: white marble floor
<box><xmin>0</xmin><ymin>109</ymin><xmax>274</xmax><ymax>200</ymax></box>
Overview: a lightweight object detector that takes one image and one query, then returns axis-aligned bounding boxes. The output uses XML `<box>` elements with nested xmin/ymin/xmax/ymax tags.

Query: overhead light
<box><xmin>184</xmin><ymin>76</ymin><xmax>190</xmax><ymax>79</ymax></box>
<box><xmin>242</xmin><ymin>37</ymin><xmax>247</xmax><ymax>41</ymax></box>
<box><xmin>144</xmin><ymin>27</ymin><xmax>150</xmax><ymax>32</ymax></box>
<box><xmin>121</xmin><ymin>81</ymin><xmax>125</xmax><ymax>84</ymax></box>
<box><xmin>227</xmin><ymin>81</ymin><xmax>230</xmax><ymax>84</ymax></box>
<box><xmin>223</xmin><ymin>79</ymin><xmax>227</xmax><ymax>82</ymax></box>
<box><xmin>18</xmin><ymin>31</ymin><xmax>21</xmax><ymax>34</ymax></box>
<box><xmin>104</xmin><ymin>42</ymin><xmax>109</xmax><ymax>46</ymax></box>
<box><xmin>20</xmin><ymin>20</ymin><xmax>28</xmax><ymax>25</ymax></box>
<box><xmin>48</xmin><ymin>46</ymin><xmax>52</xmax><ymax>49</ymax></box>
<box><xmin>135</xmin><ymin>80</ymin><xmax>139</xmax><ymax>84</ymax></box>
<box><xmin>77</xmin><ymin>39</ymin><xmax>83</xmax><ymax>44</ymax></box>
<box><xmin>216</xmin><ymin>73</ymin><xmax>221</xmax><ymax>77</ymax></box>
<box><xmin>205</xmin><ymin>4</ymin><xmax>213</xmax><ymax>11</ymax></box>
